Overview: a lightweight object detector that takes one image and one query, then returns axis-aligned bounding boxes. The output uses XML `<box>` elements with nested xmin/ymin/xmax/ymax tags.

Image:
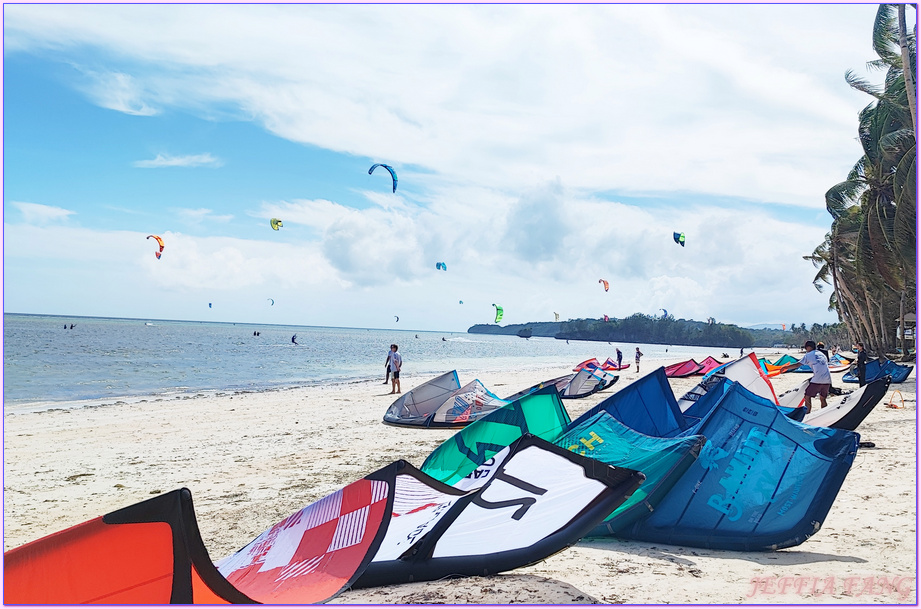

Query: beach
<box><xmin>3</xmin><ymin>355</ymin><xmax>916</xmax><ymax>604</ymax></box>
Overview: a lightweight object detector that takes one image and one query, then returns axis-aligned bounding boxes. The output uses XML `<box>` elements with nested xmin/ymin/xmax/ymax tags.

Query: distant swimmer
<box><xmin>291</xmin><ymin>334</ymin><xmax>299</xmax><ymax>345</ymax></box>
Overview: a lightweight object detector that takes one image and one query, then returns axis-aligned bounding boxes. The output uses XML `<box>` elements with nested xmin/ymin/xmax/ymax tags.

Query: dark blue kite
<box><xmin>369</xmin><ymin>163</ymin><xmax>398</xmax><ymax>193</ymax></box>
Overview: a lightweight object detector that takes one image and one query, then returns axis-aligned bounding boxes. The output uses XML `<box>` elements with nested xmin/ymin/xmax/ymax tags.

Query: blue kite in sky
<box><xmin>368</xmin><ymin>163</ymin><xmax>397</xmax><ymax>193</ymax></box>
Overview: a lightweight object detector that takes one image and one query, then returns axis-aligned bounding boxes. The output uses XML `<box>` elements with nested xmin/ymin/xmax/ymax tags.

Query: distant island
<box><xmin>469</xmin><ymin>313</ymin><xmax>850</xmax><ymax>349</ymax></box>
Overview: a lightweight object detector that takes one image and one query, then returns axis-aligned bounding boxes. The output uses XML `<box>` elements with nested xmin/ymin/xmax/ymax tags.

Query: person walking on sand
<box><xmin>616</xmin><ymin>348</ymin><xmax>623</xmax><ymax>369</ymax></box>
<box><xmin>779</xmin><ymin>340</ymin><xmax>831</xmax><ymax>414</ymax></box>
<box><xmin>389</xmin><ymin>344</ymin><xmax>402</xmax><ymax>394</ymax></box>
<box><xmin>383</xmin><ymin>348</ymin><xmax>392</xmax><ymax>385</ymax></box>
<box><xmin>635</xmin><ymin>347</ymin><xmax>643</xmax><ymax>373</ymax></box>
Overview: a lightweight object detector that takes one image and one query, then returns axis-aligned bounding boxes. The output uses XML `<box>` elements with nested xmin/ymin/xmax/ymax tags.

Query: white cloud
<box><xmin>2</xmin><ymin>4</ymin><xmax>878</xmax><ymax>329</ymax></box>
<box><xmin>133</xmin><ymin>153</ymin><xmax>223</xmax><ymax>168</ymax></box>
<box><xmin>11</xmin><ymin>201</ymin><xmax>76</xmax><ymax>224</ymax></box>
<box><xmin>175</xmin><ymin>208</ymin><xmax>234</xmax><ymax>224</ymax></box>
<box><xmin>2</xmin><ymin>4</ymin><xmax>890</xmax><ymax>208</ymax></box>
<box><xmin>78</xmin><ymin>69</ymin><xmax>158</xmax><ymax>116</ymax></box>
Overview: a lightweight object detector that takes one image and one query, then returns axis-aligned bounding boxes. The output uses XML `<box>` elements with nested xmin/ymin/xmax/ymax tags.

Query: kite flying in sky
<box><xmin>673</xmin><ymin>232</ymin><xmax>686</xmax><ymax>247</ymax></box>
<box><xmin>146</xmin><ymin>235</ymin><xmax>164</xmax><ymax>259</ymax></box>
<box><xmin>492</xmin><ymin>304</ymin><xmax>504</xmax><ymax>323</ymax></box>
<box><xmin>270</xmin><ymin>218</ymin><xmax>283</xmax><ymax>230</ymax></box>
<box><xmin>369</xmin><ymin>163</ymin><xmax>398</xmax><ymax>193</ymax></box>
<box><xmin>599</xmin><ymin>279</ymin><xmax>609</xmax><ymax>292</ymax></box>
<box><xmin>435</xmin><ymin>262</ymin><xmax>447</xmax><ymax>271</ymax></box>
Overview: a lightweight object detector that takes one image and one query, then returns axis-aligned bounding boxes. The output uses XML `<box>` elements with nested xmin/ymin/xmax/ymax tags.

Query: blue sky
<box><xmin>2</xmin><ymin>3</ymin><xmax>903</xmax><ymax>332</ymax></box>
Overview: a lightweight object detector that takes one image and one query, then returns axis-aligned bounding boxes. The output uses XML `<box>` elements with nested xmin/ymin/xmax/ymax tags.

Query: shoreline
<box><xmin>3</xmin><ymin>350</ymin><xmax>801</xmax><ymax>415</ymax></box>
<box><xmin>4</xmin><ymin>357</ymin><xmax>914</xmax><ymax>604</ymax></box>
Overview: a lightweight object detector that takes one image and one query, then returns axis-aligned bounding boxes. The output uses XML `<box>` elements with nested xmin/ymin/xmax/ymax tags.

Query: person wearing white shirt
<box><xmin>781</xmin><ymin>340</ymin><xmax>832</xmax><ymax>413</ymax></box>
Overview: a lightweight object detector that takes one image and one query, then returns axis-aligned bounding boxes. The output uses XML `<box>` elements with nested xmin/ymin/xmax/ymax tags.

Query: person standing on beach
<box><xmin>383</xmin><ymin>348</ymin><xmax>392</xmax><ymax>385</ymax></box>
<box><xmin>780</xmin><ymin>340</ymin><xmax>831</xmax><ymax>414</ymax></box>
<box><xmin>616</xmin><ymin>348</ymin><xmax>623</xmax><ymax>369</ymax></box>
<box><xmin>856</xmin><ymin>342</ymin><xmax>868</xmax><ymax>387</ymax></box>
<box><xmin>389</xmin><ymin>344</ymin><xmax>402</xmax><ymax>394</ymax></box>
<box><xmin>635</xmin><ymin>347</ymin><xmax>643</xmax><ymax>373</ymax></box>
<box><xmin>816</xmin><ymin>342</ymin><xmax>830</xmax><ymax>361</ymax></box>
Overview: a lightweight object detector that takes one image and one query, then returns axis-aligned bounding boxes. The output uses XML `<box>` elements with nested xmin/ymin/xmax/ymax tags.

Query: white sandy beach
<box><xmin>3</xmin><ymin>354</ymin><xmax>917</xmax><ymax>604</ymax></box>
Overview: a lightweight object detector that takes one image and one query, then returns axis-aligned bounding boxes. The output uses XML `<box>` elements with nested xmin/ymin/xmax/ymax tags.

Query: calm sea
<box><xmin>3</xmin><ymin>313</ymin><xmax>736</xmax><ymax>413</ymax></box>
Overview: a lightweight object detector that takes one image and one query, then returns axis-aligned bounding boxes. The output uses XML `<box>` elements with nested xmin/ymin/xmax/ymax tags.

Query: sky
<box><xmin>2</xmin><ymin>3</ymin><xmax>905</xmax><ymax>332</ymax></box>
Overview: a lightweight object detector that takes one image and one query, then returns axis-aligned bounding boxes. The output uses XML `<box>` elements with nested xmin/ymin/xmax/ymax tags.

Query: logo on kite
<box><xmin>267</xmin><ymin>298</ymin><xmax>275</xmax><ymax>306</ymax></box>
<box><xmin>492</xmin><ymin>304</ymin><xmax>504</xmax><ymax>323</ymax></box>
<box><xmin>270</xmin><ymin>218</ymin><xmax>283</xmax><ymax>230</ymax></box>
<box><xmin>436</xmin><ymin>262</ymin><xmax>447</xmax><ymax>271</ymax></box>
<box><xmin>554</xmin><ymin>312</ymin><xmax>560</xmax><ymax>322</ymax></box>
<box><xmin>369</xmin><ymin>163</ymin><xmax>398</xmax><ymax>193</ymax></box>
<box><xmin>146</xmin><ymin>235</ymin><xmax>165</xmax><ymax>259</ymax></box>
<box><xmin>598</xmin><ymin>279</ymin><xmax>609</xmax><ymax>292</ymax></box>
<box><xmin>673</xmin><ymin>232</ymin><xmax>686</xmax><ymax>247</ymax></box>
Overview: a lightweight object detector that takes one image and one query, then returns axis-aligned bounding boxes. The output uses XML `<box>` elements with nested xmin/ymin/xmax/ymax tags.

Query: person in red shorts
<box><xmin>780</xmin><ymin>340</ymin><xmax>832</xmax><ymax>414</ymax></box>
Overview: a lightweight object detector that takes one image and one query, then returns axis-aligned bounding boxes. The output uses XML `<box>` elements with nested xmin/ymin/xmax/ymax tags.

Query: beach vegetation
<box><xmin>811</xmin><ymin>4</ymin><xmax>916</xmax><ymax>359</ymax></box>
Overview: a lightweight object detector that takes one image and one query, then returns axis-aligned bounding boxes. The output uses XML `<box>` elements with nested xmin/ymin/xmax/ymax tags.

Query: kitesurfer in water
<box><xmin>779</xmin><ymin>340</ymin><xmax>831</xmax><ymax>413</ymax></box>
<box><xmin>291</xmin><ymin>334</ymin><xmax>298</xmax><ymax>345</ymax></box>
<box><xmin>389</xmin><ymin>344</ymin><xmax>402</xmax><ymax>394</ymax></box>
<box><xmin>635</xmin><ymin>347</ymin><xmax>643</xmax><ymax>373</ymax></box>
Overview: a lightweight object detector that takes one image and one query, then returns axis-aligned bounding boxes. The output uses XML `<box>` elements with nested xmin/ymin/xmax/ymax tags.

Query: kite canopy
<box><xmin>800</xmin><ymin>376</ymin><xmax>890</xmax><ymax>430</ymax></box>
<box><xmin>554</xmin><ymin>312</ymin><xmax>560</xmax><ymax>322</ymax></box>
<box><xmin>842</xmin><ymin>358</ymin><xmax>913</xmax><ymax>384</ymax></box>
<box><xmin>267</xmin><ymin>298</ymin><xmax>275</xmax><ymax>306</ymax></box>
<box><xmin>678</xmin><ymin>353</ymin><xmax>780</xmax><ymax>412</ymax></box>
<box><xmin>613</xmin><ymin>381</ymin><xmax>860</xmax><ymax>551</ymax></box>
<box><xmin>502</xmin><ymin>374</ymin><xmax>575</xmax><ymax>402</ymax></box>
<box><xmin>354</xmin><ymin>434</ymin><xmax>645</xmax><ymax>589</ymax></box>
<box><xmin>5</xmin><ymin>439</ymin><xmax>645</xmax><ymax>603</ymax></box>
<box><xmin>146</xmin><ymin>234</ymin><xmax>164</xmax><ymax>259</ymax></box>
<box><xmin>420</xmin><ymin>386</ymin><xmax>697</xmax><ymax>537</ymax></box>
<box><xmin>694</xmin><ymin>356</ymin><xmax>723</xmax><ymax>375</ymax></box>
<box><xmin>601</xmin><ymin>358</ymin><xmax>630</xmax><ymax>371</ymax></box>
<box><xmin>673</xmin><ymin>232</ymin><xmax>686</xmax><ymax>247</ymax></box>
<box><xmin>560</xmin><ymin>368</ymin><xmax>617</xmax><ymax>399</ymax></box>
<box><xmin>383</xmin><ymin>372</ymin><xmax>510</xmax><ymax>428</ymax></box>
<box><xmin>435</xmin><ymin>262</ymin><xmax>447</xmax><ymax>271</ymax></box>
<box><xmin>599</xmin><ymin>279</ymin><xmax>609</xmax><ymax>292</ymax></box>
<box><xmin>664</xmin><ymin>359</ymin><xmax>703</xmax><ymax>378</ymax></box>
<box><xmin>573</xmin><ymin>358</ymin><xmax>602</xmax><ymax>371</ymax></box>
<box><xmin>492</xmin><ymin>304</ymin><xmax>504</xmax><ymax>323</ymax></box>
<box><xmin>368</xmin><ymin>163</ymin><xmax>398</xmax><ymax>193</ymax></box>
<box><xmin>270</xmin><ymin>218</ymin><xmax>283</xmax><ymax>230</ymax></box>
<box><xmin>3</xmin><ymin>489</ymin><xmax>256</xmax><ymax>604</ymax></box>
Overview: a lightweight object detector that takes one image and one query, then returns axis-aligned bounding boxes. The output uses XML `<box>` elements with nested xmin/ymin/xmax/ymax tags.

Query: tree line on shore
<box><xmin>469</xmin><ymin>314</ymin><xmax>854</xmax><ymax>351</ymax></box>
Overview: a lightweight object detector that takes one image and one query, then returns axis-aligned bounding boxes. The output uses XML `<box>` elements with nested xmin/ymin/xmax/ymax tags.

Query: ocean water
<box><xmin>3</xmin><ymin>313</ymin><xmax>737</xmax><ymax>413</ymax></box>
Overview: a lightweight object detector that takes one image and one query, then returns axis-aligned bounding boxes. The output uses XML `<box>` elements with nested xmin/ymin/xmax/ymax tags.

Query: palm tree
<box><xmin>816</xmin><ymin>4</ymin><xmax>916</xmax><ymax>356</ymax></box>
